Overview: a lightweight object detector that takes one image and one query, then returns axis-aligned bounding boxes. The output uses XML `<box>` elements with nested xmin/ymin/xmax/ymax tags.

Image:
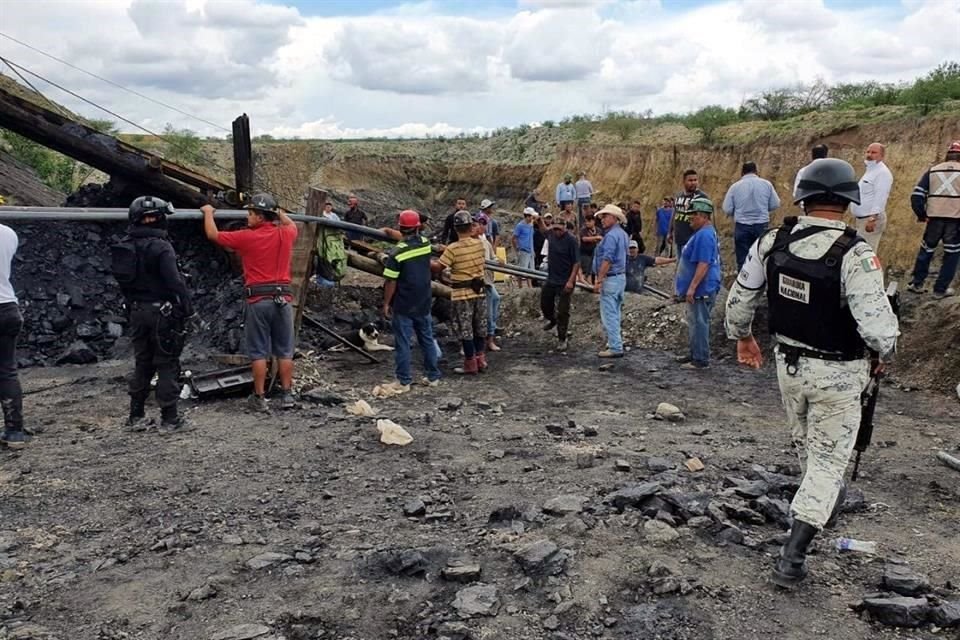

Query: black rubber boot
<box><xmin>824</xmin><ymin>481</ymin><xmax>847</xmax><ymax>529</ymax></box>
<box><xmin>771</xmin><ymin>520</ymin><xmax>818</xmax><ymax>589</ymax></box>
<box><xmin>125</xmin><ymin>396</ymin><xmax>148</xmax><ymax>431</ymax></box>
<box><xmin>159</xmin><ymin>406</ymin><xmax>185</xmax><ymax>434</ymax></box>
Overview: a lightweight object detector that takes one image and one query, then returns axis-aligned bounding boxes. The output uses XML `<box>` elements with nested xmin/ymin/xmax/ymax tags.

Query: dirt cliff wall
<box><xmin>538</xmin><ymin>112</ymin><xmax>960</xmax><ymax>273</ymax></box>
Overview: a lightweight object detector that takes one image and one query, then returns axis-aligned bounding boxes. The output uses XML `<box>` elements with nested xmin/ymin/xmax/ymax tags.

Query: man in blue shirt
<box><xmin>512</xmin><ymin>207</ymin><xmax>537</xmax><ymax>287</ymax></box>
<box><xmin>655</xmin><ymin>197</ymin><xmax>674</xmax><ymax>257</ymax></box>
<box><xmin>676</xmin><ymin>197</ymin><xmax>722</xmax><ymax>369</ymax></box>
<box><xmin>592</xmin><ymin>204</ymin><xmax>630</xmax><ymax>358</ymax></box>
<box><xmin>556</xmin><ymin>175</ymin><xmax>576</xmax><ymax>211</ymax></box>
<box><xmin>722</xmin><ymin>161</ymin><xmax>781</xmax><ymax>272</ymax></box>
<box><xmin>381</xmin><ymin>210</ymin><xmax>441</xmax><ymax>391</ymax></box>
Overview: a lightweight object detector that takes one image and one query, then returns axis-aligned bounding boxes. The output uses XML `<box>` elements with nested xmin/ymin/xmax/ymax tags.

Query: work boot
<box><xmin>486</xmin><ymin>336</ymin><xmax>501</xmax><ymax>352</ymax></box>
<box><xmin>906</xmin><ymin>282</ymin><xmax>926</xmax><ymax>294</ymax></box>
<box><xmin>246</xmin><ymin>394</ymin><xmax>271</xmax><ymax>414</ymax></box>
<box><xmin>557</xmin><ymin>338</ymin><xmax>568</xmax><ymax>352</ymax></box>
<box><xmin>454</xmin><ymin>356</ymin><xmax>479</xmax><ymax>375</ymax></box>
<box><xmin>824</xmin><ymin>481</ymin><xmax>847</xmax><ymax>529</ymax></box>
<box><xmin>476</xmin><ymin>352</ymin><xmax>489</xmax><ymax>372</ymax></box>
<box><xmin>125</xmin><ymin>396</ymin><xmax>147</xmax><ymax>431</ymax></box>
<box><xmin>0</xmin><ymin>427</ymin><xmax>25</xmax><ymax>450</ymax></box>
<box><xmin>420</xmin><ymin>377</ymin><xmax>440</xmax><ymax>387</ymax></box>
<box><xmin>542</xmin><ymin>319</ymin><xmax>556</xmax><ymax>332</ymax></box>
<box><xmin>771</xmin><ymin>520</ymin><xmax>818</xmax><ymax>589</ymax></box>
<box><xmin>158</xmin><ymin>410</ymin><xmax>191</xmax><ymax>435</ymax></box>
<box><xmin>279</xmin><ymin>390</ymin><xmax>298</xmax><ymax>410</ymax></box>
<box><xmin>933</xmin><ymin>287</ymin><xmax>956</xmax><ymax>300</ymax></box>
<box><xmin>598</xmin><ymin>350</ymin><xmax>624</xmax><ymax>358</ymax></box>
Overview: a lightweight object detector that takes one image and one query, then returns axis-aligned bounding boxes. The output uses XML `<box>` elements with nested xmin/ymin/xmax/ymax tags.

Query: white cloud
<box><xmin>0</xmin><ymin>0</ymin><xmax>953</xmax><ymax>140</ymax></box>
<box><xmin>265</xmin><ymin>117</ymin><xmax>491</xmax><ymax>139</ymax></box>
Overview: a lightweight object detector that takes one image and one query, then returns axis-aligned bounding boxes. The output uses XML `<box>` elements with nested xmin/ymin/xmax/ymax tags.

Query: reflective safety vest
<box><xmin>382</xmin><ymin>235</ymin><xmax>432</xmax><ymax>279</ymax></box>
<box><xmin>927</xmin><ymin>160</ymin><xmax>960</xmax><ymax>219</ymax></box>
<box><xmin>765</xmin><ymin>218</ymin><xmax>866</xmax><ymax>359</ymax></box>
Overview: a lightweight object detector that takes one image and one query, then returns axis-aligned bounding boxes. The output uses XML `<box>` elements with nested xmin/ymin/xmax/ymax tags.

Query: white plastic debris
<box><xmin>377</xmin><ymin>419</ymin><xmax>413</xmax><ymax>446</ymax></box>
<box><xmin>346</xmin><ymin>399</ymin><xmax>376</xmax><ymax>417</ymax></box>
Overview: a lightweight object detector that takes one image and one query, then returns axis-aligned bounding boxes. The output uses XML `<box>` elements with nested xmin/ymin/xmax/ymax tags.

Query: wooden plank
<box><xmin>290</xmin><ymin>187</ymin><xmax>325</xmax><ymax>337</ymax></box>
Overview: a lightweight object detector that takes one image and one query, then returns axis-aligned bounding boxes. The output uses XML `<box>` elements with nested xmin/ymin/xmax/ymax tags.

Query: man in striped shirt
<box><xmin>432</xmin><ymin>210</ymin><xmax>488</xmax><ymax>375</ymax></box>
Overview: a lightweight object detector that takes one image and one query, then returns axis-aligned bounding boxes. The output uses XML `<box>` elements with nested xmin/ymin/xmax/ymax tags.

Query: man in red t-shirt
<box><xmin>202</xmin><ymin>193</ymin><xmax>299</xmax><ymax>413</ymax></box>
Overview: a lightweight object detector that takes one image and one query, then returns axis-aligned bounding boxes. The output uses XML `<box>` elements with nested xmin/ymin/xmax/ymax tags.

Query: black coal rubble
<box><xmin>12</xmin><ymin>218</ymin><xmax>247</xmax><ymax>366</ymax></box>
<box><xmin>851</xmin><ymin>562</ymin><xmax>959</xmax><ymax>629</ymax></box>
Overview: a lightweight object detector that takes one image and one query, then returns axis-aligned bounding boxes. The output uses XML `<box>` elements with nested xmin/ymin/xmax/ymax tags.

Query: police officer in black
<box><xmin>113</xmin><ymin>196</ymin><xmax>193</xmax><ymax>433</ymax></box>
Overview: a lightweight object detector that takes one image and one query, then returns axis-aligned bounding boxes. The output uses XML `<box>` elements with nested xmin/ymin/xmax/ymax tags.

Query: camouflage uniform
<box><xmin>725</xmin><ymin>216</ymin><xmax>898</xmax><ymax>529</ymax></box>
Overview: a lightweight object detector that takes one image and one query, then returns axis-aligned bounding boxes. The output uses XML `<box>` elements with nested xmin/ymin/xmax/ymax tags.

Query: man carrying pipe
<box><xmin>202</xmin><ymin>194</ymin><xmax>298</xmax><ymax>413</ymax></box>
<box><xmin>380</xmin><ymin>210</ymin><xmax>441</xmax><ymax>392</ymax></box>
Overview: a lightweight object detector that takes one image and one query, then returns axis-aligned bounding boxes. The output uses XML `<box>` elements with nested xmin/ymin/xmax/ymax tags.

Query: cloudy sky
<box><xmin>0</xmin><ymin>0</ymin><xmax>957</xmax><ymax>139</ymax></box>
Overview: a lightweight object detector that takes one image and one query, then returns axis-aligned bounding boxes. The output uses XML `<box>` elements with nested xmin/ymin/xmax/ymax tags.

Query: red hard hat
<box><xmin>949</xmin><ymin>140</ymin><xmax>960</xmax><ymax>153</ymax></box>
<box><xmin>398</xmin><ymin>209</ymin><xmax>421</xmax><ymax>228</ymax></box>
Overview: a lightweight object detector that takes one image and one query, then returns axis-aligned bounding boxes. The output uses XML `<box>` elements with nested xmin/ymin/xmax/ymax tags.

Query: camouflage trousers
<box><xmin>775</xmin><ymin>347</ymin><xmax>870</xmax><ymax>529</ymax></box>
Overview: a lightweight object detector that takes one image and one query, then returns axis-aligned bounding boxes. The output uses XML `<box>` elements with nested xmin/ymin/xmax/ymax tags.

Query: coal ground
<box><xmin>0</xmin><ymin>283</ymin><xmax>958</xmax><ymax>640</ymax></box>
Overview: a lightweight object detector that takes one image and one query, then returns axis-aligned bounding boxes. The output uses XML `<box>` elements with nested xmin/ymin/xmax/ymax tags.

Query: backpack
<box><xmin>110</xmin><ymin>235</ymin><xmax>139</xmax><ymax>285</ymax></box>
<box><xmin>316</xmin><ymin>228</ymin><xmax>347</xmax><ymax>282</ymax></box>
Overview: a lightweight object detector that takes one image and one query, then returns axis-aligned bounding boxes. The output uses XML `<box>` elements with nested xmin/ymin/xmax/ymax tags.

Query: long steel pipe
<box><xmin>0</xmin><ymin>206</ymin><xmax>675</xmax><ymax>298</ymax></box>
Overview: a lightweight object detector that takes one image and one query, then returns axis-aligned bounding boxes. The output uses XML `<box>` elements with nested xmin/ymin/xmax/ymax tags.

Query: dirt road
<box><xmin>0</xmin><ymin>325</ymin><xmax>958</xmax><ymax>640</ymax></box>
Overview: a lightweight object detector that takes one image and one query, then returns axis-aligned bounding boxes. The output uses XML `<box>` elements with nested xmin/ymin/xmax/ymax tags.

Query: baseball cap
<box><xmin>479</xmin><ymin>198</ymin><xmax>495</xmax><ymax>210</ymax></box>
<box><xmin>523</xmin><ymin>207</ymin><xmax>538</xmax><ymax>217</ymax></box>
<box><xmin>629</xmin><ymin>240</ymin><xmax>639</xmax><ymax>249</ymax></box>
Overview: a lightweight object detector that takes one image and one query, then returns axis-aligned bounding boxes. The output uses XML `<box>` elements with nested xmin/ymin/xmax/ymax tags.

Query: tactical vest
<box><xmin>765</xmin><ymin>217</ymin><xmax>865</xmax><ymax>359</ymax></box>
<box><xmin>927</xmin><ymin>160</ymin><xmax>960</xmax><ymax>219</ymax></box>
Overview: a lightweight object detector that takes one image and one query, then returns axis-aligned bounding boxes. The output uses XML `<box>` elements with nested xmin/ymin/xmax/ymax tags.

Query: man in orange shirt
<box><xmin>202</xmin><ymin>193</ymin><xmax>298</xmax><ymax>413</ymax></box>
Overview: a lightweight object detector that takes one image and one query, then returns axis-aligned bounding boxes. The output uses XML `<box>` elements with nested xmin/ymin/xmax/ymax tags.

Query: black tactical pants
<box><xmin>128</xmin><ymin>304</ymin><xmax>182</xmax><ymax>411</ymax></box>
<box><xmin>0</xmin><ymin>302</ymin><xmax>24</xmax><ymax>431</ymax></box>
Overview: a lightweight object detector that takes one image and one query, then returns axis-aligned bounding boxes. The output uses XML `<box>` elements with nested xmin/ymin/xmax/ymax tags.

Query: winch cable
<box><xmin>0</xmin><ymin>32</ymin><xmax>232</xmax><ymax>133</ymax></box>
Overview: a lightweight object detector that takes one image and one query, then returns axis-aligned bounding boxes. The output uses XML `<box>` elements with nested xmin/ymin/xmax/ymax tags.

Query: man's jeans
<box><xmin>486</xmin><ymin>284</ymin><xmax>501</xmax><ymax>336</ymax></box>
<box><xmin>392</xmin><ymin>313</ymin><xmax>441</xmax><ymax>385</ymax></box>
<box><xmin>0</xmin><ymin>303</ymin><xmax>24</xmax><ymax>432</ymax></box>
<box><xmin>911</xmin><ymin>218</ymin><xmax>960</xmax><ymax>293</ymax></box>
<box><xmin>599</xmin><ymin>274</ymin><xmax>626</xmax><ymax>353</ymax></box>
<box><xmin>516</xmin><ymin>250</ymin><xmax>534</xmax><ymax>271</ymax></box>
<box><xmin>734</xmin><ymin>222</ymin><xmax>768</xmax><ymax>272</ymax></box>
<box><xmin>686</xmin><ymin>293</ymin><xmax>717</xmax><ymax>366</ymax></box>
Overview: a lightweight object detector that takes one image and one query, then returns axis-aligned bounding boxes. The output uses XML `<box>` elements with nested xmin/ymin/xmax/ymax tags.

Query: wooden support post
<box><xmin>232</xmin><ymin>114</ymin><xmax>253</xmax><ymax>196</ymax></box>
<box><xmin>290</xmin><ymin>187</ymin><xmax>325</xmax><ymax>337</ymax></box>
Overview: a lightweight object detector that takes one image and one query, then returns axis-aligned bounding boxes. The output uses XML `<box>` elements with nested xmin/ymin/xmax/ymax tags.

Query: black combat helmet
<box><xmin>793</xmin><ymin>158</ymin><xmax>861</xmax><ymax>206</ymax></box>
<box><xmin>128</xmin><ymin>196</ymin><xmax>175</xmax><ymax>225</ymax></box>
<box><xmin>245</xmin><ymin>192</ymin><xmax>279</xmax><ymax>214</ymax></box>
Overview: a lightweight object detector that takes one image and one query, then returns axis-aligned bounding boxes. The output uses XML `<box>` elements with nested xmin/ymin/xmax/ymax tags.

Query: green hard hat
<box><xmin>690</xmin><ymin>196</ymin><xmax>714</xmax><ymax>215</ymax></box>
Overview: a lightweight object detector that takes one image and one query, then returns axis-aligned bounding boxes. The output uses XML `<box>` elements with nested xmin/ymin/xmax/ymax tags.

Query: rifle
<box><xmin>851</xmin><ymin>281</ymin><xmax>900</xmax><ymax>481</ymax></box>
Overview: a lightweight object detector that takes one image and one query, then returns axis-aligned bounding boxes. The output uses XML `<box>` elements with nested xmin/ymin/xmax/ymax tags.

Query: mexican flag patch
<box><xmin>861</xmin><ymin>255</ymin><xmax>882</xmax><ymax>272</ymax></box>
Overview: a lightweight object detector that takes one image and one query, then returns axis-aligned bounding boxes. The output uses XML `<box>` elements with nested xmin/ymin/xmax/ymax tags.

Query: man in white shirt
<box><xmin>0</xmin><ymin>223</ymin><xmax>25</xmax><ymax>449</ymax></box>
<box><xmin>850</xmin><ymin>142</ymin><xmax>894</xmax><ymax>250</ymax></box>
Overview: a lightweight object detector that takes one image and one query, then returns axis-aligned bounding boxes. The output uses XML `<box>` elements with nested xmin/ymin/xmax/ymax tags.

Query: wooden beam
<box><xmin>0</xmin><ymin>85</ymin><xmax>230</xmax><ymax>206</ymax></box>
<box><xmin>346</xmin><ymin>251</ymin><xmax>451</xmax><ymax>299</ymax></box>
<box><xmin>290</xmin><ymin>187</ymin><xmax>325</xmax><ymax>336</ymax></box>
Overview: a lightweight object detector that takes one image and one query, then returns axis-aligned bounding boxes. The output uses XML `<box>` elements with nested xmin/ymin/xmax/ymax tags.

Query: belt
<box><xmin>778</xmin><ymin>343</ymin><xmax>864</xmax><ymax>375</ymax></box>
<box><xmin>129</xmin><ymin>300</ymin><xmax>165</xmax><ymax>309</ymax></box>
<box><xmin>245</xmin><ymin>283</ymin><xmax>292</xmax><ymax>298</ymax></box>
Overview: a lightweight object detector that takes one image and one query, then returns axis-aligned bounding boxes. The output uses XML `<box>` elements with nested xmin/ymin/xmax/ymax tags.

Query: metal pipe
<box><xmin>0</xmin><ymin>206</ymin><xmax>396</xmax><ymax>241</ymax></box>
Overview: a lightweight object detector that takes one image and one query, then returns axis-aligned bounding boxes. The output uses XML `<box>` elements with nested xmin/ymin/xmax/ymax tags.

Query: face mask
<box><xmin>865</xmin><ymin>159</ymin><xmax>877</xmax><ymax>168</ymax></box>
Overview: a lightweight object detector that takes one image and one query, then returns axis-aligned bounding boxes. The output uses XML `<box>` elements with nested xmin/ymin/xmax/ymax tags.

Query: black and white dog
<box><xmin>331</xmin><ymin>323</ymin><xmax>393</xmax><ymax>352</ymax></box>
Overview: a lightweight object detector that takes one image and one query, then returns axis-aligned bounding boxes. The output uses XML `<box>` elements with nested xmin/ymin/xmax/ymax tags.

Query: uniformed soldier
<box><xmin>724</xmin><ymin>158</ymin><xmax>898</xmax><ymax>589</ymax></box>
<box><xmin>113</xmin><ymin>196</ymin><xmax>193</xmax><ymax>433</ymax></box>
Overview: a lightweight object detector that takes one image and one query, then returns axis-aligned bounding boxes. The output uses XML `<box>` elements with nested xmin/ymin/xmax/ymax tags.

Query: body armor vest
<box><xmin>765</xmin><ymin>217</ymin><xmax>866</xmax><ymax>359</ymax></box>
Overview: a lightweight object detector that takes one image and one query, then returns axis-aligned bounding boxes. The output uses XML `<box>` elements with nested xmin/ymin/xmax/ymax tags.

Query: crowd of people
<box><xmin>2</xmin><ymin>138</ymin><xmax>960</xmax><ymax>598</ymax></box>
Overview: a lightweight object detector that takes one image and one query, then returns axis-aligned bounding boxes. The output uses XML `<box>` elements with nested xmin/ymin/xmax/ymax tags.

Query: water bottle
<box><xmin>835</xmin><ymin>537</ymin><xmax>878</xmax><ymax>554</ymax></box>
